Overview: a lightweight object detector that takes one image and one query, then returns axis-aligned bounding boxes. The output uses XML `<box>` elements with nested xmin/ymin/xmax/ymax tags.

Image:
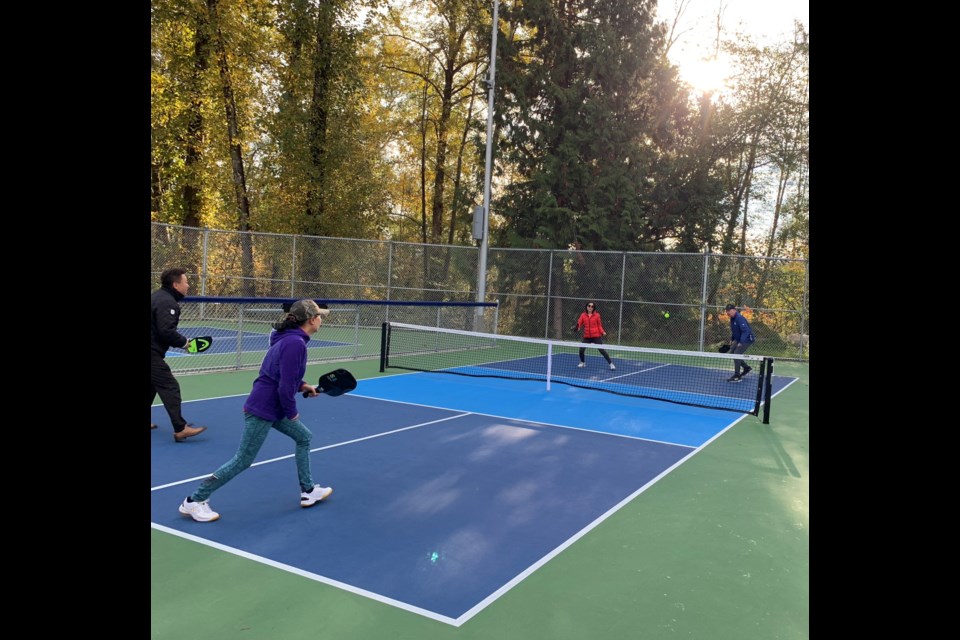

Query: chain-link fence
<box><xmin>165</xmin><ymin>298</ymin><xmax>499</xmax><ymax>375</ymax></box>
<box><xmin>153</xmin><ymin>223</ymin><xmax>809</xmax><ymax>362</ymax></box>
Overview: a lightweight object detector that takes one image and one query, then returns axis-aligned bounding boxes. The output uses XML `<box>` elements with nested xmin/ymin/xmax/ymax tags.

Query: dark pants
<box><xmin>731</xmin><ymin>341</ymin><xmax>752</xmax><ymax>376</ymax></box>
<box><xmin>579</xmin><ymin>337</ymin><xmax>612</xmax><ymax>364</ymax></box>
<box><xmin>151</xmin><ymin>350</ymin><xmax>187</xmax><ymax>432</ymax></box>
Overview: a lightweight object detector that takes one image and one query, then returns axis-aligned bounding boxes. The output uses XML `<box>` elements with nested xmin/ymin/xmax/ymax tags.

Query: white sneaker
<box><xmin>577</xmin><ymin>362</ymin><xmax>585</xmax><ymax>368</ymax></box>
<box><xmin>301</xmin><ymin>485</ymin><xmax>333</xmax><ymax>507</ymax></box>
<box><xmin>179</xmin><ymin>497</ymin><xmax>220</xmax><ymax>522</ymax></box>
<box><xmin>609</xmin><ymin>363</ymin><xmax>616</xmax><ymax>370</ymax></box>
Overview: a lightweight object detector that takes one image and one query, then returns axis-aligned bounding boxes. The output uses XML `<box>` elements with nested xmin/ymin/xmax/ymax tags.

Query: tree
<box><xmin>256</xmin><ymin>0</ymin><xmax>394</xmax><ymax>238</ymax></box>
<box><xmin>374</xmin><ymin>0</ymin><xmax>488</xmax><ymax>245</ymax></box>
<box><xmin>494</xmin><ymin>0</ymin><xmax>688</xmax><ymax>252</ymax></box>
<box><xmin>150</xmin><ymin>0</ymin><xmax>808</xmax><ymax>268</ymax></box>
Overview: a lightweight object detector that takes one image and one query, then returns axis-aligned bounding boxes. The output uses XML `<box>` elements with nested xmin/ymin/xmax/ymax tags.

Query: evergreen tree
<box><xmin>494</xmin><ymin>0</ymin><xmax>686</xmax><ymax>251</ymax></box>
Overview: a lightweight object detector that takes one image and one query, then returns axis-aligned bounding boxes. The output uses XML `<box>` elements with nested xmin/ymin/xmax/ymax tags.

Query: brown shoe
<box><xmin>173</xmin><ymin>424</ymin><xmax>207</xmax><ymax>442</ymax></box>
<box><xmin>151</xmin><ymin>423</ymin><xmax>158</xmax><ymax>429</ymax></box>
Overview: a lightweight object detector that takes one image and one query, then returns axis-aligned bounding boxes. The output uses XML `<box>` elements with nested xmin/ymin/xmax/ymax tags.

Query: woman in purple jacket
<box><xmin>179</xmin><ymin>299</ymin><xmax>333</xmax><ymax>522</ymax></box>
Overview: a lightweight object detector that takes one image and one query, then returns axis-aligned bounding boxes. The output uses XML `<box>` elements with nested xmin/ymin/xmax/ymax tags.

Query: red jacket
<box><xmin>576</xmin><ymin>311</ymin><xmax>606</xmax><ymax>339</ymax></box>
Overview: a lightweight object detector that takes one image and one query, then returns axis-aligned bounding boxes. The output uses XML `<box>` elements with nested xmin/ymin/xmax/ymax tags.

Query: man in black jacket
<box><xmin>151</xmin><ymin>268</ymin><xmax>207</xmax><ymax>442</ymax></box>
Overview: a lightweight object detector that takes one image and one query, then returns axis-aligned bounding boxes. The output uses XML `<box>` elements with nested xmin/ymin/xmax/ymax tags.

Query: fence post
<box><xmin>201</xmin><ymin>229</ymin><xmax>209</xmax><ymax>297</ymax></box>
<box><xmin>617</xmin><ymin>252</ymin><xmax>626</xmax><ymax>345</ymax></box>
<box><xmin>545</xmin><ymin>250</ymin><xmax>554</xmax><ymax>339</ymax></box>
<box><xmin>800</xmin><ymin>259</ymin><xmax>809</xmax><ymax>359</ymax></box>
<box><xmin>386</xmin><ymin>241</ymin><xmax>394</xmax><ymax>324</ymax></box>
<box><xmin>354</xmin><ymin>306</ymin><xmax>361</xmax><ymax>359</ymax></box>
<box><xmin>237</xmin><ymin>306</ymin><xmax>245</xmax><ymax>370</ymax></box>
<box><xmin>699</xmin><ymin>250</ymin><xmax>710</xmax><ymax>351</ymax></box>
<box><xmin>200</xmin><ymin>229</ymin><xmax>210</xmax><ymax>321</ymax></box>
<box><xmin>290</xmin><ymin>235</ymin><xmax>297</xmax><ymax>298</ymax></box>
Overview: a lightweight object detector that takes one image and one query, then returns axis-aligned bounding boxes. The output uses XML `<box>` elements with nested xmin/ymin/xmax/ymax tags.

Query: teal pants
<box><xmin>191</xmin><ymin>412</ymin><xmax>315</xmax><ymax>501</ymax></box>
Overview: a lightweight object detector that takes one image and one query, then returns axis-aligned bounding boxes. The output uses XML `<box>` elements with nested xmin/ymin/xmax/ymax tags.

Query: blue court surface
<box><xmin>151</xmin><ymin>370</ymin><xmax>798</xmax><ymax>626</ymax></box>
<box><xmin>165</xmin><ymin>325</ymin><xmax>350</xmax><ymax>357</ymax></box>
<box><xmin>442</xmin><ymin>351</ymin><xmax>772</xmax><ymax>413</ymax></box>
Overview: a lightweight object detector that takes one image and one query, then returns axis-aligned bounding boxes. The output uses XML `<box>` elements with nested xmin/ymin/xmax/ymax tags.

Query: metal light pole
<box><xmin>476</xmin><ymin>0</ymin><xmax>500</xmax><ymax>322</ymax></box>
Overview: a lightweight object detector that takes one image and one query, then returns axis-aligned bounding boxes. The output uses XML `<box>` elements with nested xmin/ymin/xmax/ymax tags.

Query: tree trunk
<box><xmin>755</xmin><ymin>167</ymin><xmax>789</xmax><ymax>305</ymax></box>
<box><xmin>182</xmin><ymin>9</ymin><xmax>210</xmax><ymax>230</ymax></box>
<box><xmin>418</xmin><ymin>79</ymin><xmax>429</xmax><ymax>244</ymax></box>
<box><xmin>721</xmin><ymin>140</ymin><xmax>757</xmax><ymax>254</ymax></box>
<box><xmin>305</xmin><ymin>3</ymin><xmax>334</xmax><ymax>231</ymax></box>
<box><xmin>430</xmin><ymin>22</ymin><xmax>467</xmax><ymax>244</ymax></box>
<box><xmin>208</xmin><ymin>0</ymin><xmax>254</xmax><ymax>295</ymax></box>
<box><xmin>151</xmin><ymin>161</ymin><xmax>165</xmax><ymax>219</ymax></box>
<box><xmin>442</xmin><ymin>61</ymin><xmax>481</xmax><ymax>280</ymax></box>
<box><xmin>707</xmin><ymin>140</ymin><xmax>757</xmax><ymax>307</ymax></box>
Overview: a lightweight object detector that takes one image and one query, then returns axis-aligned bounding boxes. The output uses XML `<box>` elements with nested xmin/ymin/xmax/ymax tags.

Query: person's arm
<box><xmin>277</xmin><ymin>341</ymin><xmax>305</xmax><ymax>420</ymax></box>
<box><xmin>155</xmin><ymin>300</ymin><xmax>188</xmax><ymax>348</ymax></box>
<box><xmin>730</xmin><ymin>317</ymin><xmax>741</xmax><ymax>345</ymax></box>
<box><xmin>597</xmin><ymin>314</ymin><xmax>606</xmax><ymax>337</ymax></box>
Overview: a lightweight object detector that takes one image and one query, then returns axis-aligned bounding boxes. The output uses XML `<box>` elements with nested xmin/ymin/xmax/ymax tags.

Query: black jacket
<box><xmin>151</xmin><ymin>285</ymin><xmax>188</xmax><ymax>356</ymax></box>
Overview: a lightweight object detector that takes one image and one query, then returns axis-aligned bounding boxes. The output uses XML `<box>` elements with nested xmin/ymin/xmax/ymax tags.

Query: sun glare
<box><xmin>680</xmin><ymin>55</ymin><xmax>733</xmax><ymax>95</ymax></box>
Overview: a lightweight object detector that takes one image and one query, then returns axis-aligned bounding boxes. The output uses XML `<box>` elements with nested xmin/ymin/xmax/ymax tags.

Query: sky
<box><xmin>652</xmin><ymin>1</ymin><xmax>809</xmax><ymax>241</ymax></box>
<box><xmin>656</xmin><ymin>0</ymin><xmax>809</xmax><ymax>91</ymax></box>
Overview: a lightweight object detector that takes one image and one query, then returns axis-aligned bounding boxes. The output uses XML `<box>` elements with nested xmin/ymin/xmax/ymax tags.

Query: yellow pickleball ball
<box><xmin>663</xmin><ymin>312</ymin><xmax>670</xmax><ymax>318</ymax></box>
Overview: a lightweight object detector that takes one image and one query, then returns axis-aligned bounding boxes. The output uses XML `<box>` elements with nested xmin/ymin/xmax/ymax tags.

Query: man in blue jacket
<box><xmin>725</xmin><ymin>303</ymin><xmax>755</xmax><ymax>382</ymax></box>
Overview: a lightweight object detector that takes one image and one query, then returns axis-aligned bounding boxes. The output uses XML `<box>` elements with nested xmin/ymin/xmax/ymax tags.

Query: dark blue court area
<box><xmin>151</xmin><ymin>369</ymin><xmax>798</xmax><ymax>625</ymax></box>
<box><xmin>166</xmin><ymin>325</ymin><xmax>350</xmax><ymax>357</ymax></box>
<box><xmin>452</xmin><ymin>352</ymin><xmax>784</xmax><ymax>413</ymax></box>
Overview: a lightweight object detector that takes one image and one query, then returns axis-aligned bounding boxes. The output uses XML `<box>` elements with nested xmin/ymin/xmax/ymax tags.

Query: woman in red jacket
<box><xmin>573</xmin><ymin>301</ymin><xmax>616</xmax><ymax>370</ymax></box>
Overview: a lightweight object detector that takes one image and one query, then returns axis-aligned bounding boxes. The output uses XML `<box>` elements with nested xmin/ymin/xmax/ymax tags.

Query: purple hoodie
<box><xmin>243</xmin><ymin>327</ymin><xmax>310</xmax><ymax>421</ymax></box>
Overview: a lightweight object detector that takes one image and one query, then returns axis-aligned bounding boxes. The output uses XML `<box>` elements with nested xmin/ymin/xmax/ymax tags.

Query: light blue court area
<box><xmin>151</xmin><ymin>370</ymin><xmax>796</xmax><ymax>624</ymax></box>
<box><xmin>164</xmin><ymin>325</ymin><xmax>351</xmax><ymax>357</ymax></box>
<box><xmin>357</xmin><ymin>369</ymin><xmax>796</xmax><ymax>447</ymax></box>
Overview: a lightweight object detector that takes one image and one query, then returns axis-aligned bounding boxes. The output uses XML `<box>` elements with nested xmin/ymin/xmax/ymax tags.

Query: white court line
<box><xmin>154</xmin><ymin>371</ymin><xmax>799</xmax><ymax>626</ymax></box>
<box><xmin>762</xmin><ymin>374</ymin><xmax>802</xmax><ymax>409</ymax></box>
<box><xmin>604</xmin><ymin>362</ymin><xmax>671</xmax><ymax>381</ymax></box>
<box><xmin>150</xmin><ymin>523</ymin><xmax>459</xmax><ymax>626</ymax></box>
<box><xmin>152</xmin><ymin>404</ymin><xmax>718</xmax><ymax>627</ymax></box>
<box><xmin>349</xmin><ymin>391</ymin><xmax>697</xmax><ymax>449</ymax></box>
<box><xmin>451</xmin><ymin>411</ymin><xmax>752</xmax><ymax>626</ymax></box>
<box><xmin>150</xmin><ymin>412</ymin><xmax>471</xmax><ymax>491</ymax></box>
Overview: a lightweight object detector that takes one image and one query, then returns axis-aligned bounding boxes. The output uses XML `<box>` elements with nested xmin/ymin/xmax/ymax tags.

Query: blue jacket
<box><xmin>730</xmin><ymin>313</ymin><xmax>755</xmax><ymax>345</ymax></box>
<box><xmin>244</xmin><ymin>327</ymin><xmax>310</xmax><ymax>421</ymax></box>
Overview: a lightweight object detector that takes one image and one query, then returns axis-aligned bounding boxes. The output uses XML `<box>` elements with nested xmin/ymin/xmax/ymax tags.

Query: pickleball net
<box><xmin>380</xmin><ymin>322</ymin><xmax>774</xmax><ymax>423</ymax></box>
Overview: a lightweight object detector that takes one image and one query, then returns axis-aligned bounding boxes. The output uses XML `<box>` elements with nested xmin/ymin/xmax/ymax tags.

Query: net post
<box><xmin>353</xmin><ymin>306</ymin><xmax>361</xmax><ymax>359</ymax></box>
<box><xmin>546</xmin><ymin>342</ymin><xmax>553</xmax><ymax>391</ymax></box>
<box><xmin>762</xmin><ymin>357</ymin><xmax>774</xmax><ymax>424</ymax></box>
<box><xmin>380</xmin><ymin>322</ymin><xmax>390</xmax><ymax>372</ymax></box>
<box><xmin>237</xmin><ymin>304</ymin><xmax>245</xmax><ymax>369</ymax></box>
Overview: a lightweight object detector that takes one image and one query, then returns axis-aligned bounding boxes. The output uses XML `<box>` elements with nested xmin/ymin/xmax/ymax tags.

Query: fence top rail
<box><xmin>154</xmin><ymin>223</ymin><xmax>807</xmax><ymax>264</ymax></box>
<box><xmin>184</xmin><ymin>296</ymin><xmax>498</xmax><ymax>308</ymax></box>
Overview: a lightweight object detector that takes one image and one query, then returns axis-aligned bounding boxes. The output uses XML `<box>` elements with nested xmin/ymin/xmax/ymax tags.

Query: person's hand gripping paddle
<box><xmin>186</xmin><ymin>336</ymin><xmax>213</xmax><ymax>353</ymax></box>
<box><xmin>302</xmin><ymin>369</ymin><xmax>357</xmax><ymax>398</ymax></box>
